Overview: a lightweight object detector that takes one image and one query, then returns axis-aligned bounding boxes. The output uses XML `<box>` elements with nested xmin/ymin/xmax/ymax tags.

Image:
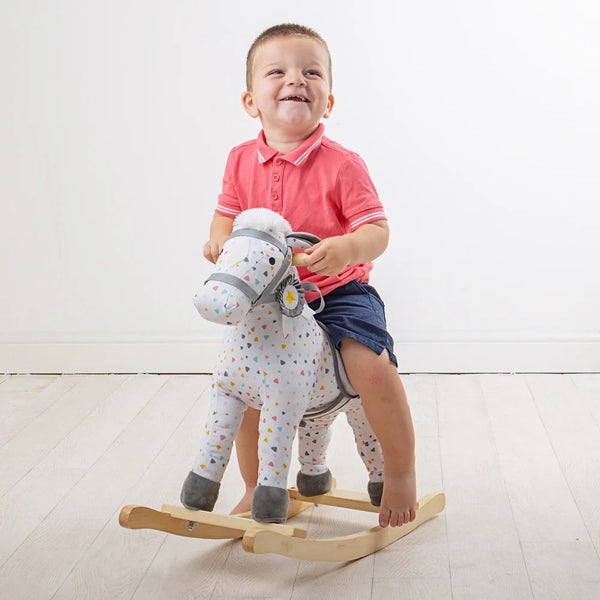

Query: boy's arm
<box><xmin>203</xmin><ymin>213</ymin><xmax>234</xmax><ymax>263</ymax></box>
<box><xmin>302</xmin><ymin>220</ymin><xmax>389</xmax><ymax>276</ymax></box>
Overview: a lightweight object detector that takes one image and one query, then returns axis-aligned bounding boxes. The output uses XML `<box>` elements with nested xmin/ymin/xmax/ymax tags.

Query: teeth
<box><xmin>282</xmin><ymin>96</ymin><xmax>308</xmax><ymax>102</ymax></box>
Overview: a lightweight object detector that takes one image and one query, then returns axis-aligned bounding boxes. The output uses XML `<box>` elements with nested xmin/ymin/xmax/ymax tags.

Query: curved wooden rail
<box><xmin>242</xmin><ymin>492</ymin><xmax>445</xmax><ymax>562</ymax></box>
<box><xmin>119</xmin><ymin>489</ymin><xmax>445</xmax><ymax>561</ymax></box>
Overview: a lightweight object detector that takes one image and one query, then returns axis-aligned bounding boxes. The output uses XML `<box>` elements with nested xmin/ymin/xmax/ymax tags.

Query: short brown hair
<box><xmin>246</xmin><ymin>23</ymin><xmax>332</xmax><ymax>91</ymax></box>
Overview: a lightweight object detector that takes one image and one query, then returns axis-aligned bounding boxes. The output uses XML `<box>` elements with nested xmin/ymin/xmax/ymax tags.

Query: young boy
<box><xmin>203</xmin><ymin>23</ymin><xmax>416</xmax><ymax>528</ymax></box>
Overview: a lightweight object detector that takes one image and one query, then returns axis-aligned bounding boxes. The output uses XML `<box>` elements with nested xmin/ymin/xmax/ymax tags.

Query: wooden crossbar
<box><xmin>288</xmin><ymin>486</ymin><xmax>381</xmax><ymax>513</ymax></box>
<box><xmin>162</xmin><ymin>504</ymin><xmax>307</xmax><ymax>538</ymax></box>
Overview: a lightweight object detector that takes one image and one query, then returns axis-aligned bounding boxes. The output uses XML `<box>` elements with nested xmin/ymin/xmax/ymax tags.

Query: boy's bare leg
<box><xmin>340</xmin><ymin>338</ymin><xmax>417</xmax><ymax>528</ymax></box>
<box><xmin>230</xmin><ymin>407</ymin><xmax>260</xmax><ymax>514</ymax></box>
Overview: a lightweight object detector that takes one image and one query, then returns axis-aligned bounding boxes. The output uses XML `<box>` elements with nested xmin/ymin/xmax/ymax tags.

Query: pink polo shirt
<box><xmin>215</xmin><ymin>123</ymin><xmax>387</xmax><ymax>300</ymax></box>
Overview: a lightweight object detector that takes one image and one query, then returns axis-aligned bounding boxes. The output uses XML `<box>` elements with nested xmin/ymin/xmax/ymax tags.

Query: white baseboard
<box><xmin>394</xmin><ymin>340</ymin><xmax>600</xmax><ymax>373</ymax></box>
<box><xmin>0</xmin><ymin>340</ymin><xmax>222</xmax><ymax>374</ymax></box>
<box><xmin>1</xmin><ymin>337</ymin><xmax>598</xmax><ymax>373</ymax></box>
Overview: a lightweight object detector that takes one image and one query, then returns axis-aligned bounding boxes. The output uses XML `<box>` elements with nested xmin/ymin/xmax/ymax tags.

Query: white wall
<box><xmin>1</xmin><ymin>0</ymin><xmax>599</xmax><ymax>373</ymax></box>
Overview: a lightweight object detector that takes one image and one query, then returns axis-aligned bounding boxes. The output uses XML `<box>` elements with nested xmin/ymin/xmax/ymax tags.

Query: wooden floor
<box><xmin>0</xmin><ymin>374</ymin><xmax>599</xmax><ymax>599</ymax></box>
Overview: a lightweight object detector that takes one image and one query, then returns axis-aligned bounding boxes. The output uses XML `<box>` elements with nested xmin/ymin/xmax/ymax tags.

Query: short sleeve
<box><xmin>334</xmin><ymin>153</ymin><xmax>387</xmax><ymax>231</ymax></box>
<box><xmin>215</xmin><ymin>149</ymin><xmax>242</xmax><ymax>218</ymax></box>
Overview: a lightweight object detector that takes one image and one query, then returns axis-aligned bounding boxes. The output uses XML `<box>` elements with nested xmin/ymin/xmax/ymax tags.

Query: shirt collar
<box><xmin>256</xmin><ymin>123</ymin><xmax>325</xmax><ymax>166</ymax></box>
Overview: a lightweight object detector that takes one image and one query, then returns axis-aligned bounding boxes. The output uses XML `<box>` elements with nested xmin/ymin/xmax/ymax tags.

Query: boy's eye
<box><xmin>268</xmin><ymin>69</ymin><xmax>284</xmax><ymax>76</ymax></box>
<box><xmin>306</xmin><ymin>70</ymin><xmax>322</xmax><ymax>77</ymax></box>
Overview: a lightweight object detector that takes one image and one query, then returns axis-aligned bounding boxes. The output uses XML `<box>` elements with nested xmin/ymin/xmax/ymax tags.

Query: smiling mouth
<box><xmin>280</xmin><ymin>95</ymin><xmax>309</xmax><ymax>102</ymax></box>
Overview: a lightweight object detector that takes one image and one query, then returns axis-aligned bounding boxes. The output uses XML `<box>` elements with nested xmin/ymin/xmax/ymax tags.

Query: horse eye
<box><xmin>268</xmin><ymin>257</ymin><xmax>276</xmax><ymax>265</ymax></box>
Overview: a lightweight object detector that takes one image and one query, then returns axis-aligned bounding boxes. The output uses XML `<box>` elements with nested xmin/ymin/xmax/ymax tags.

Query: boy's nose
<box><xmin>286</xmin><ymin>70</ymin><xmax>306</xmax><ymax>86</ymax></box>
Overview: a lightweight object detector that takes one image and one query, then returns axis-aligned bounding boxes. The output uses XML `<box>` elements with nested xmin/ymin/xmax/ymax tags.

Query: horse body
<box><xmin>184</xmin><ymin>208</ymin><xmax>383</xmax><ymax>521</ymax></box>
<box><xmin>202</xmin><ymin>300</ymin><xmax>343</xmax><ymax>489</ymax></box>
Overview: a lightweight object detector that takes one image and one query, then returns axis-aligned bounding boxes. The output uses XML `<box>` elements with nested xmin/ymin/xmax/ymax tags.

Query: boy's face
<box><xmin>242</xmin><ymin>36</ymin><xmax>334</xmax><ymax>144</ymax></box>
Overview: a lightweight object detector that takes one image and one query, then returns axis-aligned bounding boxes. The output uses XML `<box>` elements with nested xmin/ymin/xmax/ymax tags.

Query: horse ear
<box><xmin>286</xmin><ymin>232</ymin><xmax>321</xmax><ymax>250</ymax></box>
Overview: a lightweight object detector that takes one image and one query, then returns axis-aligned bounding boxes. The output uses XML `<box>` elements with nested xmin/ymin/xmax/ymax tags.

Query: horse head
<box><xmin>193</xmin><ymin>208</ymin><xmax>319</xmax><ymax>325</ymax></box>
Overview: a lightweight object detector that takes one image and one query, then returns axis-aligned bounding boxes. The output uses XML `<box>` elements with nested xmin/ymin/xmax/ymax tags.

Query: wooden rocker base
<box><xmin>119</xmin><ymin>489</ymin><xmax>445</xmax><ymax>562</ymax></box>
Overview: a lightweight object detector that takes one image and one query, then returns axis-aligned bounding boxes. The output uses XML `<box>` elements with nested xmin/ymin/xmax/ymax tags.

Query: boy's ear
<box><xmin>323</xmin><ymin>94</ymin><xmax>335</xmax><ymax>119</ymax></box>
<box><xmin>242</xmin><ymin>91</ymin><xmax>260</xmax><ymax>118</ymax></box>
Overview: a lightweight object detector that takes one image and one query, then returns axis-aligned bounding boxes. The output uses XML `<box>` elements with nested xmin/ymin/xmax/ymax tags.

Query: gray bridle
<box><xmin>205</xmin><ymin>228</ymin><xmax>323</xmax><ymax>312</ymax></box>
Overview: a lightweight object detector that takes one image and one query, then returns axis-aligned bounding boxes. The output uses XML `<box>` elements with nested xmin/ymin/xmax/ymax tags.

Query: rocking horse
<box><xmin>119</xmin><ymin>208</ymin><xmax>444</xmax><ymax>561</ymax></box>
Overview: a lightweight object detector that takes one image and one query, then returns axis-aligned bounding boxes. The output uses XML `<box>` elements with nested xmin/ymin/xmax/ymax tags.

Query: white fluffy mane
<box><xmin>233</xmin><ymin>208</ymin><xmax>292</xmax><ymax>235</ymax></box>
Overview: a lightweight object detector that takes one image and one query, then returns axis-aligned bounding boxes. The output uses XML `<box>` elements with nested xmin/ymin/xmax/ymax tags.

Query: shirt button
<box><xmin>273</xmin><ymin>173</ymin><xmax>280</xmax><ymax>182</ymax></box>
<box><xmin>272</xmin><ymin>191</ymin><xmax>278</xmax><ymax>200</ymax></box>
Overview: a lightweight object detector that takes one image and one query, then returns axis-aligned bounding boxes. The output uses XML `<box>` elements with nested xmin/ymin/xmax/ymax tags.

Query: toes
<box><xmin>379</xmin><ymin>504</ymin><xmax>418</xmax><ymax>527</ymax></box>
<box><xmin>379</xmin><ymin>507</ymin><xmax>391</xmax><ymax>528</ymax></box>
<box><xmin>401</xmin><ymin>509</ymin><xmax>415</xmax><ymax>525</ymax></box>
<box><xmin>387</xmin><ymin>510</ymin><xmax>415</xmax><ymax>527</ymax></box>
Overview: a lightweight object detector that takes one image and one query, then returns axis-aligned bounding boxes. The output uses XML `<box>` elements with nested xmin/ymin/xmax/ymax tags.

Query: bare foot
<box><xmin>378</xmin><ymin>470</ymin><xmax>417</xmax><ymax>528</ymax></box>
<box><xmin>229</xmin><ymin>488</ymin><xmax>255</xmax><ymax>515</ymax></box>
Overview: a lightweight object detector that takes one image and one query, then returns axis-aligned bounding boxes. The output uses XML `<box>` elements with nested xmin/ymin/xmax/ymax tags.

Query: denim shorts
<box><xmin>308</xmin><ymin>280</ymin><xmax>398</xmax><ymax>366</ymax></box>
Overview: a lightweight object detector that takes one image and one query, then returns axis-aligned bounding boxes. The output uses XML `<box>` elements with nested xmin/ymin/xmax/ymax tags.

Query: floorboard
<box><xmin>52</xmin><ymin>375</ymin><xmax>211</xmax><ymax>600</ymax></box>
<box><xmin>0</xmin><ymin>374</ymin><xmax>598</xmax><ymax>599</ymax></box>
<box><xmin>437</xmin><ymin>375</ymin><xmax>533</xmax><ymax>599</ymax></box>
<box><xmin>0</xmin><ymin>375</ymin><xmax>63</xmax><ymax>446</ymax></box>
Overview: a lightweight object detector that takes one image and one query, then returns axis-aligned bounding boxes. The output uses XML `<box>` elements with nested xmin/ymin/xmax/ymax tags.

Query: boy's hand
<box><xmin>203</xmin><ymin>214</ymin><xmax>235</xmax><ymax>263</ymax></box>
<box><xmin>302</xmin><ymin>221</ymin><xmax>389</xmax><ymax>276</ymax></box>
<box><xmin>203</xmin><ymin>236</ymin><xmax>228</xmax><ymax>263</ymax></box>
<box><xmin>303</xmin><ymin>236</ymin><xmax>354</xmax><ymax>276</ymax></box>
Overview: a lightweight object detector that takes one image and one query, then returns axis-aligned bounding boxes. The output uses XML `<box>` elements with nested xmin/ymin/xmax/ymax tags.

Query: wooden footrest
<box><xmin>162</xmin><ymin>504</ymin><xmax>307</xmax><ymax>538</ymax></box>
<box><xmin>119</xmin><ymin>496</ymin><xmax>312</xmax><ymax>540</ymax></box>
<box><xmin>288</xmin><ymin>486</ymin><xmax>381</xmax><ymax>512</ymax></box>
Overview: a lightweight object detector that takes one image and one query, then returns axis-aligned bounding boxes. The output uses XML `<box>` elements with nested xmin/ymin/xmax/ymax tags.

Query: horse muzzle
<box><xmin>193</xmin><ymin>279</ymin><xmax>251</xmax><ymax>325</ymax></box>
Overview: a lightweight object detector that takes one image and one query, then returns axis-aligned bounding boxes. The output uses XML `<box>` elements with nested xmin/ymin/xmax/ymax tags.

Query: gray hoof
<box><xmin>180</xmin><ymin>470</ymin><xmax>220</xmax><ymax>511</ymax></box>
<box><xmin>251</xmin><ymin>485</ymin><xmax>290</xmax><ymax>523</ymax></box>
<box><xmin>296</xmin><ymin>469</ymin><xmax>333</xmax><ymax>497</ymax></box>
<box><xmin>368</xmin><ymin>480</ymin><xmax>384</xmax><ymax>506</ymax></box>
